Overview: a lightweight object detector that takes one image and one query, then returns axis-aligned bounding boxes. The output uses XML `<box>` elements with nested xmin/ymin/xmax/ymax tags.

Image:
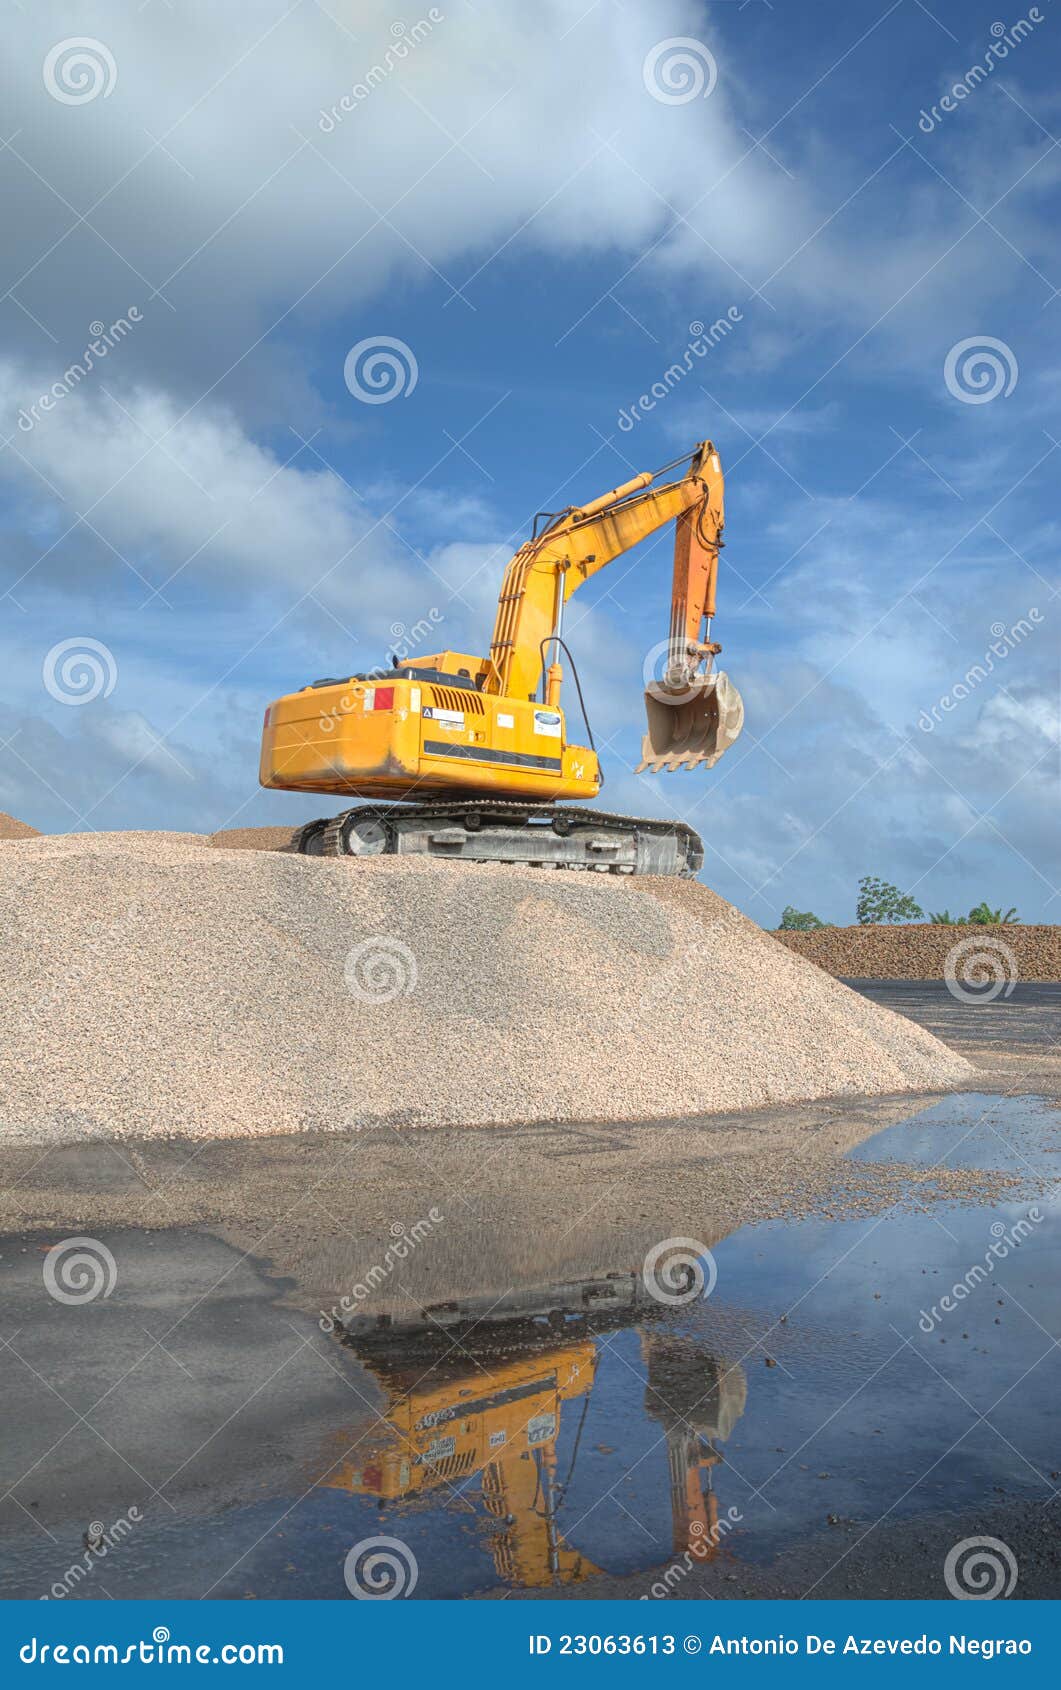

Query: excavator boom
<box><xmin>260</xmin><ymin>438</ymin><xmax>743</xmax><ymax>872</ymax></box>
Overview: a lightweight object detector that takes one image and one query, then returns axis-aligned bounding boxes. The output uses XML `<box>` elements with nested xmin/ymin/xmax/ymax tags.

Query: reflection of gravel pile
<box><xmin>0</xmin><ymin>833</ymin><xmax>972</xmax><ymax>1143</ymax></box>
<box><xmin>776</xmin><ymin>924</ymin><xmax>1061</xmax><ymax>982</ymax></box>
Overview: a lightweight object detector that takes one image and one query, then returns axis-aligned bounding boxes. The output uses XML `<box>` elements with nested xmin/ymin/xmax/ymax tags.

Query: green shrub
<box><xmin>967</xmin><ymin>902</ymin><xmax>1019</xmax><ymax>925</ymax></box>
<box><xmin>779</xmin><ymin>905</ymin><xmax>826</xmax><ymax>931</ymax></box>
<box><xmin>856</xmin><ymin>876</ymin><xmax>924</xmax><ymax>925</ymax></box>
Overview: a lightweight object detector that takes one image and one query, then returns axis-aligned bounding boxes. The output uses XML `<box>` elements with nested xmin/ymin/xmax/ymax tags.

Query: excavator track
<box><xmin>288</xmin><ymin>800</ymin><xmax>704</xmax><ymax>877</ymax></box>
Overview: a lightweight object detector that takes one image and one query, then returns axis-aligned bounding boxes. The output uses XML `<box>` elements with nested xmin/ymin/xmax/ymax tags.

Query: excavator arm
<box><xmin>485</xmin><ymin>442</ymin><xmax>742</xmax><ymax>772</ymax></box>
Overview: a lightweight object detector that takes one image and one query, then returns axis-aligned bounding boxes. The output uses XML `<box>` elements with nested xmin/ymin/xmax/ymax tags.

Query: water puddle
<box><xmin>0</xmin><ymin>1093</ymin><xmax>1056</xmax><ymax>1600</ymax></box>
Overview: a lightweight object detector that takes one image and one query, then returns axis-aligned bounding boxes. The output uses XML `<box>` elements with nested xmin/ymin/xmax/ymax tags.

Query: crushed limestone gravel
<box><xmin>0</xmin><ymin>831</ymin><xmax>973</xmax><ymax>1143</ymax></box>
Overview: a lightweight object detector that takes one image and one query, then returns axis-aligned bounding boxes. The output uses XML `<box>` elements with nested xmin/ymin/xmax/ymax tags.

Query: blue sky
<box><xmin>0</xmin><ymin>0</ymin><xmax>1057</xmax><ymax>924</ymax></box>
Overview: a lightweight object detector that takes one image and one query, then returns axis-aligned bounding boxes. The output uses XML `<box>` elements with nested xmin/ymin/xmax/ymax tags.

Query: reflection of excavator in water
<box><xmin>260</xmin><ymin>442</ymin><xmax>743</xmax><ymax>874</ymax></box>
<box><xmin>641</xmin><ymin>1330</ymin><xmax>747</xmax><ymax>1561</ymax></box>
<box><xmin>323</xmin><ymin>1276</ymin><xmax>746</xmax><ymax>1591</ymax></box>
<box><xmin>327</xmin><ymin>1335</ymin><xmax>604</xmax><ymax>1588</ymax></box>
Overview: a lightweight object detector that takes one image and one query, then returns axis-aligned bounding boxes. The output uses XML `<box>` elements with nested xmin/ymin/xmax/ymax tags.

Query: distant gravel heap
<box><xmin>0</xmin><ymin>811</ymin><xmax>39</xmax><ymax>840</ymax></box>
<box><xmin>777</xmin><ymin>923</ymin><xmax>1061</xmax><ymax>982</ymax></box>
<box><xmin>0</xmin><ymin>832</ymin><xmax>972</xmax><ymax>1143</ymax></box>
<box><xmin>208</xmin><ymin>825</ymin><xmax>298</xmax><ymax>852</ymax></box>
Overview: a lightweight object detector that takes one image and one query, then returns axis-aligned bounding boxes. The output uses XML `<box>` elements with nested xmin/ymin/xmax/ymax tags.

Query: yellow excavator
<box><xmin>326</xmin><ymin>1334</ymin><xmax>605</xmax><ymax>1589</ymax></box>
<box><xmin>323</xmin><ymin>1277</ymin><xmax>747</xmax><ymax>1592</ymax></box>
<box><xmin>260</xmin><ymin>440</ymin><xmax>743</xmax><ymax>875</ymax></box>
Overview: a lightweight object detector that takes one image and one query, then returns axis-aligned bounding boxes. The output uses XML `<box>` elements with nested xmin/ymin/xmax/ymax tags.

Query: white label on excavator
<box><xmin>533</xmin><ymin>709</ymin><xmax>562</xmax><ymax>737</ymax></box>
<box><xmin>497</xmin><ymin>712</ymin><xmax>514</xmax><ymax>729</ymax></box>
<box><xmin>423</xmin><ymin>1435</ymin><xmax>456</xmax><ymax>1463</ymax></box>
<box><xmin>423</xmin><ymin>707</ymin><xmax>463</xmax><ymax>726</ymax></box>
<box><xmin>527</xmin><ymin>1412</ymin><xmax>557</xmax><ymax>1445</ymax></box>
<box><xmin>363</xmin><ymin>687</ymin><xmax>375</xmax><ymax>711</ymax></box>
<box><xmin>489</xmin><ymin>1429</ymin><xmax>507</xmax><ymax>1448</ymax></box>
<box><xmin>410</xmin><ymin>687</ymin><xmax>421</xmax><ymax>713</ymax></box>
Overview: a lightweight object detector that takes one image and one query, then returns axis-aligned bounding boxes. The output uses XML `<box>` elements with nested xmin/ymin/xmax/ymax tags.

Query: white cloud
<box><xmin>0</xmin><ymin>361</ymin><xmax>423</xmax><ymax>626</ymax></box>
<box><xmin>4</xmin><ymin>0</ymin><xmax>1040</xmax><ymax>407</ymax></box>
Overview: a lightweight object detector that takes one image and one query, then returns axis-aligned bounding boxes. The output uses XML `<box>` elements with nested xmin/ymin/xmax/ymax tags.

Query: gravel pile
<box><xmin>0</xmin><ymin>832</ymin><xmax>972</xmax><ymax>1143</ymax></box>
<box><xmin>0</xmin><ymin>810</ymin><xmax>38</xmax><ymax>839</ymax></box>
<box><xmin>209</xmin><ymin>825</ymin><xmax>298</xmax><ymax>852</ymax></box>
<box><xmin>777</xmin><ymin>923</ymin><xmax>1061</xmax><ymax>981</ymax></box>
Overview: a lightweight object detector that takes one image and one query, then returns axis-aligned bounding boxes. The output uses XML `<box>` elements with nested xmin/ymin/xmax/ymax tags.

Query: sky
<box><xmin>0</xmin><ymin>0</ymin><xmax>1058</xmax><ymax>926</ymax></box>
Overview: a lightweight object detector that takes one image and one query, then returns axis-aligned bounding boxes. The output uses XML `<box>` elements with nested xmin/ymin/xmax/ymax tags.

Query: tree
<box><xmin>928</xmin><ymin>909</ymin><xmax>967</xmax><ymax>925</ymax></box>
<box><xmin>967</xmin><ymin>902</ymin><xmax>1019</xmax><ymax>925</ymax></box>
<box><xmin>856</xmin><ymin>876</ymin><xmax>924</xmax><ymax>925</ymax></box>
<box><xmin>779</xmin><ymin>905</ymin><xmax>826</xmax><ymax>931</ymax></box>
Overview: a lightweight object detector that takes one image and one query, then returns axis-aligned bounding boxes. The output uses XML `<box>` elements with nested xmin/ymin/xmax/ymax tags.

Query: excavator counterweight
<box><xmin>260</xmin><ymin>439</ymin><xmax>743</xmax><ymax>873</ymax></box>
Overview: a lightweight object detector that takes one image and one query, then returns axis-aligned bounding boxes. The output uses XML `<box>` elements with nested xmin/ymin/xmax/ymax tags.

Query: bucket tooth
<box><xmin>637</xmin><ymin>671</ymin><xmax>744</xmax><ymax>774</ymax></box>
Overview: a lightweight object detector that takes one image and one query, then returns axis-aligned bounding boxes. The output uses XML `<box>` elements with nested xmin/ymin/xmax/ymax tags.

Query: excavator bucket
<box><xmin>637</xmin><ymin>671</ymin><xmax>744</xmax><ymax>774</ymax></box>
